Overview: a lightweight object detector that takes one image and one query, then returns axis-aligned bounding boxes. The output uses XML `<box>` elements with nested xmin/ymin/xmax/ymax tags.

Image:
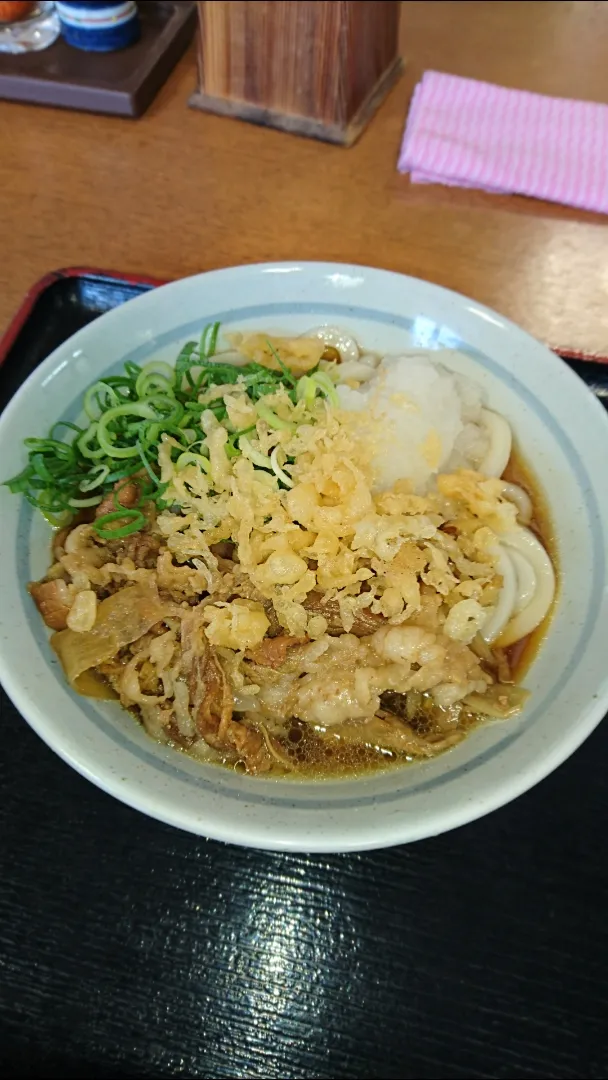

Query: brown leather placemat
<box><xmin>0</xmin><ymin>1</ymin><xmax>196</xmax><ymax>118</ymax></box>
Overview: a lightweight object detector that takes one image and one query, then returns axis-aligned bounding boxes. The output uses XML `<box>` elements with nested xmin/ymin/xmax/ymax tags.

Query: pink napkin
<box><xmin>398</xmin><ymin>70</ymin><xmax>608</xmax><ymax>214</ymax></box>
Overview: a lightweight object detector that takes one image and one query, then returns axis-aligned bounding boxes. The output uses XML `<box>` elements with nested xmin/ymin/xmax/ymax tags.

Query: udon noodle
<box><xmin>10</xmin><ymin>325</ymin><xmax>556</xmax><ymax>777</ymax></box>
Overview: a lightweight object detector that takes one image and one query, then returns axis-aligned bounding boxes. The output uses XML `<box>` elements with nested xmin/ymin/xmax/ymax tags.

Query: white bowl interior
<box><xmin>1</xmin><ymin>263</ymin><xmax>607</xmax><ymax>851</ymax></box>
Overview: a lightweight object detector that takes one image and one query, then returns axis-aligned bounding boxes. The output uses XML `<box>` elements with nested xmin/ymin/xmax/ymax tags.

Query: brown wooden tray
<box><xmin>0</xmin><ymin>1</ymin><xmax>195</xmax><ymax>118</ymax></box>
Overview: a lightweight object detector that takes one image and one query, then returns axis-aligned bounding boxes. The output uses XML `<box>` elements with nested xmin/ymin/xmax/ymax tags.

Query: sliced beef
<box><xmin>210</xmin><ymin>541</ymin><xmax>236</xmax><ymax>561</ymax></box>
<box><xmin>245</xmin><ymin>635</ymin><xmax>308</xmax><ymax>668</ymax></box>
<box><xmin>29</xmin><ymin>579</ymin><xmax>72</xmax><ymax>631</ymax></box>
<box><xmin>181</xmin><ymin>609</ymin><xmax>271</xmax><ymax>773</ymax></box>
<box><xmin>303</xmin><ymin>592</ymin><xmax>386</xmax><ymax>636</ymax></box>
<box><xmin>104</xmin><ymin>531</ymin><xmax>161</xmax><ymax>569</ymax></box>
<box><xmin>95</xmin><ymin>478</ymin><xmax>140</xmax><ymax>520</ymax></box>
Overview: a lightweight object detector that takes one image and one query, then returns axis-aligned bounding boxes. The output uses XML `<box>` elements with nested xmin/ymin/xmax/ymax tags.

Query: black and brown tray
<box><xmin>0</xmin><ymin>1</ymin><xmax>196</xmax><ymax>117</ymax></box>
<box><xmin>0</xmin><ymin>267</ymin><xmax>607</xmax><ymax>1080</ymax></box>
<box><xmin>2</xmin><ymin>265</ymin><xmax>607</xmax><ymax>404</ymax></box>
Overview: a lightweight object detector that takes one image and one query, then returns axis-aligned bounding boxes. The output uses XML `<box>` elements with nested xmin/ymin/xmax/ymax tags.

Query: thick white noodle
<box><xmin>508</xmin><ymin>547</ymin><xmax>538</xmax><ymax>614</ymax></box>
<box><xmin>479</xmin><ymin>409</ymin><xmax>512</xmax><ymax>477</ymax></box>
<box><xmin>500</xmin><ymin>481</ymin><xmax>533</xmax><ymax>524</ymax></box>
<box><xmin>334</xmin><ymin>360</ymin><xmax>377</xmax><ymax>383</ymax></box>
<box><xmin>498</xmin><ymin>526</ymin><xmax>555</xmax><ymax>646</ymax></box>
<box><xmin>480</xmin><ymin>546</ymin><xmax>517</xmax><ymax>644</ymax></box>
<box><xmin>304</xmin><ymin>326</ymin><xmax>360</xmax><ymax>363</ymax></box>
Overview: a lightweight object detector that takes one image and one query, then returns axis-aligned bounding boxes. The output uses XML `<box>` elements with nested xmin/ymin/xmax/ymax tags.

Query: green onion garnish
<box><xmin>3</xmin><ymin>320</ymin><xmax>339</xmax><ymax>535</ymax></box>
<box><xmin>94</xmin><ymin>509</ymin><xmax>146</xmax><ymax>539</ymax></box>
<box><xmin>255</xmin><ymin>402</ymin><xmax>295</xmax><ymax>432</ymax></box>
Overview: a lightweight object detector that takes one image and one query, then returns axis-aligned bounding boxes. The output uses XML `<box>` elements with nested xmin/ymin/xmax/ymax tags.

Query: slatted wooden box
<box><xmin>190</xmin><ymin>0</ymin><xmax>403</xmax><ymax>145</ymax></box>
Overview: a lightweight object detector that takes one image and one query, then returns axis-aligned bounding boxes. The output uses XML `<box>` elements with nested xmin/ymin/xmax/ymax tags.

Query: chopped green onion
<box><xmin>136</xmin><ymin>439</ymin><xmax>161</xmax><ymax>488</ymax></box>
<box><xmin>78</xmin><ymin>424</ymin><xmax>107</xmax><ymax>460</ymax></box>
<box><xmin>31</xmin><ymin>453</ymin><xmax>56</xmax><ymax>484</ymax></box>
<box><xmin>270</xmin><ymin>447</ymin><xmax>294</xmax><ymax>488</ymax></box>
<box><xmin>152</xmin><ymin>481</ymin><xmax>171</xmax><ymax>509</ymax></box>
<box><xmin>140</xmin><ymin>394</ymin><xmax>183</xmax><ymax>423</ymax></box>
<box><xmin>135</xmin><ymin>372</ymin><xmax>174</xmax><ymax>398</ymax></box>
<box><xmin>35</xmin><ymin>488</ymin><xmax>73</xmax><ymax>527</ymax></box>
<box><xmin>174</xmin><ymin>342</ymin><xmax>198</xmax><ymax>390</ymax></box>
<box><xmin>5</xmin><ymin>318</ymin><xmax>326</xmax><ymax>531</ymax></box>
<box><xmin>256</xmin><ymin>401</ymin><xmax>295</xmax><ymax>432</ymax></box>
<box><xmin>209</xmin><ymin>323</ymin><xmax>220</xmax><ymax>356</ymax></box>
<box><xmin>296</xmin><ymin>375</ymin><xmax>316</xmax><ymax>408</ymax></box>
<box><xmin>139</xmin><ymin>421</ymin><xmax>163</xmax><ymax>449</ymax></box>
<box><xmin>84</xmin><ymin>382</ymin><xmax>122</xmax><ymax>421</ymax></box>
<box><xmin>135</xmin><ymin>361</ymin><xmax>175</xmax><ymax>392</ymax></box>
<box><xmin>24</xmin><ymin>437</ymin><xmax>74</xmax><ymax>459</ymax></box>
<box><xmin>200</xmin><ymin>322</ymin><xmax>220</xmax><ymax>359</ymax></box>
<box><xmin>154</xmin><ymin>424</ymin><xmax>192</xmax><ymax>447</ymax></box>
<box><xmin>68</xmin><ymin>495</ymin><xmax>103</xmax><ymax>508</ymax></box>
<box><xmin>96</xmin><ymin>403</ymin><xmax>157</xmax><ymax>459</ymax></box>
<box><xmin>181</xmin><ymin>438</ymin><xmax>209</xmax><ymax>456</ymax></box>
<box><xmin>238</xmin><ymin>436</ymin><xmax>273</xmax><ymax>471</ymax></box>
<box><xmin>226</xmin><ymin>424</ymin><xmax>256</xmax><ymax>458</ymax></box>
<box><xmin>49</xmin><ymin>421</ymin><xmax>83</xmax><ymax>440</ymax></box>
<box><xmin>106</xmin><ymin>463</ymin><xmax>142</xmax><ymax>483</ymax></box>
<box><xmin>175</xmin><ymin>451</ymin><xmax>211</xmax><ymax>474</ymax></box>
<box><xmin>93</xmin><ymin>509</ymin><xmax>146</xmax><ymax>539</ymax></box>
<box><xmin>41</xmin><ymin>507</ymin><xmax>72</xmax><ymax>528</ymax></box>
<box><xmin>79</xmin><ymin>464</ymin><xmax>109</xmax><ymax>491</ymax></box>
<box><xmin>310</xmin><ymin>371</ymin><xmax>339</xmax><ymax>407</ymax></box>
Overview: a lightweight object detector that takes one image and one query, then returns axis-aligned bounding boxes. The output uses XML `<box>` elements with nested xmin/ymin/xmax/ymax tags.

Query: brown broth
<box><xmin>60</xmin><ymin>448</ymin><xmax>557</xmax><ymax>779</ymax></box>
<box><xmin>276</xmin><ymin>447</ymin><xmax>558</xmax><ymax>778</ymax></box>
<box><xmin>277</xmin><ymin>720</ymin><xmax>400</xmax><ymax>778</ymax></box>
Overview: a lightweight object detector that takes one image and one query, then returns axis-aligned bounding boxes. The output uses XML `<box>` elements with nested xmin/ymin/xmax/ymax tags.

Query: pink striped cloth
<box><xmin>398</xmin><ymin>71</ymin><xmax>608</xmax><ymax>214</ymax></box>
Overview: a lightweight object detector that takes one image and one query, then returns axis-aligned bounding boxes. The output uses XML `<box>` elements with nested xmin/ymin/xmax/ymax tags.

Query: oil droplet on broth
<box><xmin>276</xmin><ymin>720</ymin><xmax>400</xmax><ymax>780</ymax></box>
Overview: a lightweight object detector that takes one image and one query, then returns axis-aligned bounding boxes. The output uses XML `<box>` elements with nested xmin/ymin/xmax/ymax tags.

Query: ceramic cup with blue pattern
<box><xmin>56</xmin><ymin>0</ymin><xmax>139</xmax><ymax>52</ymax></box>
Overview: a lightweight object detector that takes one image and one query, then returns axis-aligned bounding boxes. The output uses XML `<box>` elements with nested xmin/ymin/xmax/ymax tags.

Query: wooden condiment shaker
<box><xmin>190</xmin><ymin>0</ymin><xmax>403</xmax><ymax>146</ymax></box>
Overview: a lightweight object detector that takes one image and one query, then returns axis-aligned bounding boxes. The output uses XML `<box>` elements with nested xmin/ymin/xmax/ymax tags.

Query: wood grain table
<box><xmin>2</xmin><ymin>5</ymin><xmax>608</xmax><ymax>1080</ymax></box>
<box><xmin>2</xmin><ymin>1</ymin><xmax>608</xmax><ymax>354</ymax></box>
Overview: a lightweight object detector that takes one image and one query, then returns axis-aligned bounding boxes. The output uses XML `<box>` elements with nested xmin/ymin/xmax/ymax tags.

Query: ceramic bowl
<box><xmin>1</xmin><ymin>263</ymin><xmax>607</xmax><ymax>851</ymax></box>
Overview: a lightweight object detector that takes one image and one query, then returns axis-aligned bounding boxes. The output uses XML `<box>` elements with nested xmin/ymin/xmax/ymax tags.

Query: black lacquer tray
<box><xmin>1</xmin><ymin>269</ymin><xmax>606</xmax><ymax>1080</ymax></box>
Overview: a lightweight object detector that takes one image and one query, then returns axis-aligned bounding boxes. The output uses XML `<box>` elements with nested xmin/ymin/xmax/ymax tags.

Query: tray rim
<box><xmin>0</xmin><ymin>266</ymin><xmax>167</xmax><ymax>370</ymax></box>
<box><xmin>1</xmin><ymin>265</ymin><xmax>606</xmax><ymax>370</ymax></box>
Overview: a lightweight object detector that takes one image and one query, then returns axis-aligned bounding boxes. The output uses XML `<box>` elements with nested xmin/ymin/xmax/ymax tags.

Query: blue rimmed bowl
<box><xmin>1</xmin><ymin>262</ymin><xmax>607</xmax><ymax>852</ymax></box>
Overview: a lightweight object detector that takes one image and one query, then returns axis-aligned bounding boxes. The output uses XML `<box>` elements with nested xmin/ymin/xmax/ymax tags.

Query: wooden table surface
<box><xmin>2</xmin><ymin>0</ymin><xmax>608</xmax><ymax>354</ymax></box>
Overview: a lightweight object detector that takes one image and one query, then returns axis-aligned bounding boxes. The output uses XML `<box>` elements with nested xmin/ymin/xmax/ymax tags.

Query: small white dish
<box><xmin>1</xmin><ymin>262</ymin><xmax>607</xmax><ymax>852</ymax></box>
